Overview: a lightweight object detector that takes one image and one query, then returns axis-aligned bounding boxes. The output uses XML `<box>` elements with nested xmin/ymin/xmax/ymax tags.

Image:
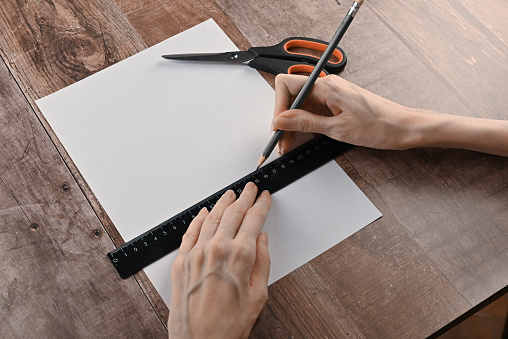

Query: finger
<box><xmin>277</xmin><ymin>132</ymin><xmax>297</xmax><ymax>156</ymax></box>
<box><xmin>274</xmin><ymin>74</ymin><xmax>309</xmax><ymax>118</ymax></box>
<box><xmin>250</xmin><ymin>232</ymin><xmax>271</xmax><ymax>290</ymax></box>
<box><xmin>272</xmin><ymin>109</ymin><xmax>331</xmax><ymax>135</ymax></box>
<box><xmin>235</xmin><ymin>190</ymin><xmax>272</xmax><ymax>241</ymax></box>
<box><xmin>215</xmin><ymin>182</ymin><xmax>258</xmax><ymax>239</ymax></box>
<box><xmin>195</xmin><ymin>190</ymin><xmax>236</xmax><ymax>244</ymax></box>
<box><xmin>274</xmin><ymin>75</ymin><xmax>333</xmax><ymax>155</ymax></box>
<box><xmin>177</xmin><ymin>207</ymin><xmax>208</xmax><ymax>257</ymax></box>
<box><xmin>171</xmin><ymin>208</ymin><xmax>209</xmax><ymax>309</ymax></box>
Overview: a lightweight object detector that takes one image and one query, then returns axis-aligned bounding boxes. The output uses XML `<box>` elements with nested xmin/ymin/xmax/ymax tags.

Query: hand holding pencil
<box><xmin>257</xmin><ymin>0</ymin><xmax>364</xmax><ymax>168</ymax></box>
<box><xmin>272</xmin><ymin>73</ymin><xmax>508</xmax><ymax>157</ymax></box>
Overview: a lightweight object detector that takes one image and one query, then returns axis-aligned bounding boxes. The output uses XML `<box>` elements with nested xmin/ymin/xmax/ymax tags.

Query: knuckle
<box><xmin>299</xmin><ymin>115</ymin><xmax>314</xmax><ymax>132</ymax></box>
<box><xmin>247</xmin><ymin>206</ymin><xmax>267</xmax><ymax>218</ymax></box>
<box><xmin>320</xmin><ymin>75</ymin><xmax>333</xmax><ymax>84</ymax></box>
<box><xmin>322</xmin><ymin>74</ymin><xmax>337</xmax><ymax>86</ymax></box>
<box><xmin>205</xmin><ymin>213</ymin><xmax>222</xmax><ymax>225</ymax></box>
<box><xmin>274</xmin><ymin>74</ymin><xmax>289</xmax><ymax>87</ymax></box>
<box><xmin>205</xmin><ymin>238</ymin><xmax>228</xmax><ymax>261</ymax></box>
<box><xmin>227</xmin><ymin>203</ymin><xmax>246</xmax><ymax>215</ymax></box>
<box><xmin>233</xmin><ymin>242</ymin><xmax>255</xmax><ymax>262</ymax></box>
<box><xmin>181</xmin><ymin>231</ymin><xmax>198</xmax><ymax>243</ymax></box>
<box><xmin>318</xmin><ymin>75</ymin><xmax>340</xmax><ymax>93</ymax></box>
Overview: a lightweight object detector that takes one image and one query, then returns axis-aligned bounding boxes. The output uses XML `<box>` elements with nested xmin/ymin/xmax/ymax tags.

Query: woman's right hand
<box><xmin>271</xmin><ymin>74</ymin><xmax>426</xmax><ymax>154</ymax></box>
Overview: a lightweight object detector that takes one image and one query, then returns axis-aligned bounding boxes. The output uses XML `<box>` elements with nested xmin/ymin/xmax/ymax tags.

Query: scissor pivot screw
<box><xmin>230</xmin><ymin>54</ymin><xmax>239</xmax><ymax>60</ymax></box>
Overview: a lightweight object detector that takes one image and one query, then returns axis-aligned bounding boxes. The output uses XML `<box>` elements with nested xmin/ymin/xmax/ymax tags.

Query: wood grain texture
<box><xmin>253</xmin><ymin>263</ymin><xmax>366</xmax><ymax>338</ymax></box>
<box><xmin>347</xmin><ymin>147</ymin><xmax>508</xmax><ymax>307</ymax></box>
<box><xmin>1</xmin><ymin>0</ymin><xmax>507</xmax><ymax>337</ymax></box>
<box><xmin>0</xmin><ymin>0</ymin><xmax>146</xmax><ymax>100</ymax></box>
<box><xmin>367</xmin><ymin>0</ymin><xmax>508</xmax><ymax>120</ymax></box>
<box><xmin>213</xmin><ymin>0</ymin><xmax>508</xmax><ymax>336</ymax></box>
<box><xmin>0</xmin><ymin>0</ymin><xmax>171</xmax><ymax>332</ymax></box>
<box><xmin>114</xmin><ymin>0</ymin><xmax>276</xmax><ymax>87</ymax></box>
<box><xmin>0</xmin><ymin>58</ymin><xmax>166</xmax><ymax>338</ymax></box>
<box><xmin>115</xmin><ymin>0</ymin><xmax>250</xmax><ymax>51</ymax></box>
<box><xmin>0</xmin><ymin>0</ymin><xmax>272</xmax><ymax>332</ymax></box>
<box><xmin>0</xmin><ymin>0</ymin><xmax>146</xmax><ymax>252</ymax></box>
<box><xmin>314</xmin><ymin>156</ymin><xmax>472</xmax><ymax>338</ymax></box>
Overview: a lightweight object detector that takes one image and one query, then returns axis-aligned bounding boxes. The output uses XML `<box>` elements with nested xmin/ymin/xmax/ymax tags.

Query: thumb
<box><xmin>250</xmin><ymin>232</ymin><xmax>271</xmax><ymax>288</ymax></box>
<box><xmin>272</xmin><ymin>109</ymin><xmax>330</xmax><ymax>134</ymax></box>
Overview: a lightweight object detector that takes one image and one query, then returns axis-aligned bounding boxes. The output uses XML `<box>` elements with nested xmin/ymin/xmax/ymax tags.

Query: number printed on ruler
<box><xmin>107</xmin><ymin>135</ymin><xmax>353</xmax><ymax>279</ymax></box>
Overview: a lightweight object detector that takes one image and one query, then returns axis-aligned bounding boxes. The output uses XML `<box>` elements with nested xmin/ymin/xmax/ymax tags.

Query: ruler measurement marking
<box><xmin>107</xmin><ymin>136</ymin><xmax>352</xmax><ymax>278</ymax></box>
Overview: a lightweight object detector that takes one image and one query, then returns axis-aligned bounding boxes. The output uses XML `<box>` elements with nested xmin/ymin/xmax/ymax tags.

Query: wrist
<box><xmin>402</xmin><ymin>108</ymin><xmax>454</xmax><ymax>149</ymax></box>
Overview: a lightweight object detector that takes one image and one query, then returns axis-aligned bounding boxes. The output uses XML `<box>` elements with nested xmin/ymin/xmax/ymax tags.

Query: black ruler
<box><xmin>107</xmin><ymin>135</ymin><xmax>353</xmax><ymax>279</ymax></box>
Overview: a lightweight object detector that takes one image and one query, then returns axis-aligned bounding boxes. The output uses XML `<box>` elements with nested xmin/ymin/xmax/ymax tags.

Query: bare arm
<box><xmin>271</xmin><ymin>74</ymin><xmax>508</xmax><ymax>157</ymax></box>
<box><xmin>168</xmin><ymin>182</ymin><xmax>272</xmax><ymax>339</ymax></box>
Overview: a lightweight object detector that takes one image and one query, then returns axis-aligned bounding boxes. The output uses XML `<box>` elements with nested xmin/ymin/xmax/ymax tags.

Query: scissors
<box><xmin>162</xmin><ymin>37</ymin><xmax>347</xmax><ymax>77</ymax></box>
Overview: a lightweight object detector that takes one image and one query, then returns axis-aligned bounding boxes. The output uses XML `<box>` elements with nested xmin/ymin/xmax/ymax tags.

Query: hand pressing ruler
<box><xmin>107</xmin><ymin>135</ymin><xmax>353</xmax><ymax>279</ymax></box>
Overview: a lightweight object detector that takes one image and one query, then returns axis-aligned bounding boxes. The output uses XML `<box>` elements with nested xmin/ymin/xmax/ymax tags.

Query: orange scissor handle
<box><xmin>249</xmin><ymin>37</ymin><xmax>347</xmax><ymax>74</ymax></box>
<box><xmin>288</xmin><ymin>64</ymin><xmax>327</xmax><ymax>77</ymax></box>
<box><xmin>284</xmin><ymin>39</ymin><xmax>344</xmax><ymax>65</ymax></box>
<box><xmin>248</xmin><ymin>57</ymin><xmax>329</xmax><ymax>76</ymax></box>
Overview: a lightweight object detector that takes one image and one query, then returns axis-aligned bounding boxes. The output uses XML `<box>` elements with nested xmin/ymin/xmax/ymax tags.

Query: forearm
<box><xmin>272</xmin><ymin>75</ymin><xmax>508</xmax><ymax>156</ymax></box>
<box><xmin>408</xmin><ymin>108</ymin><xmax>508</xmax><ymax>156</ymax></box>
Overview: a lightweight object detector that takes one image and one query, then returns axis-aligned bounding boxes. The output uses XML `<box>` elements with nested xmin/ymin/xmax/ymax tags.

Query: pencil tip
<box><xmin>257</xmin><ymin>156</ymin><xmax>266</xmax><ymax>170</ymax></box>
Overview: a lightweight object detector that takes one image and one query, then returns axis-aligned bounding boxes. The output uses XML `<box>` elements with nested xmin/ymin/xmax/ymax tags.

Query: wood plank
<box><xmin>253</xmin><ymin>264</ymin><xmax>366</xmax><ymax>338</ymax></box>
<box><xmin>0</xmin><ymin>0</ymin><xmax>172</xmax><ymax>325</ymax></box>
<box><xmin>348</xmin><ymin>146</ymin><xmax>508</xmax><ymax>306</ymax></box>
<box><xmin>314</xmin><ymin>156</ymin><xmax>472</xmax><ymax>338</ymax></box>
<box><xmin>115</xmin><ymin>2</ymin><xmax>465</xmax><ymax>336</ymax></box>
<box><xmin>0</xmin><ymin>57</ymin><xmax>166</xmax><ymax>337</ymax></box>
<box><xmin>211</xmin><ymin>0</ymin><xmax>470</xmax><ymax>115</ymax></box>
<box><xmin>0</xmin><ymin>0</ymin><xmax>146</xmax><ymax>100</ymax></box>
<box><xmin>115</xmin><ymin>0</ymin><xmax>251</xmax><ymax>51</ymax></box>
<box><xmin>320</xmin><ymin>171</ymin><xmax>471</xmax><ymax>335</ymax></box>
<box><xmin>312</xmin><ymin>218</ymin><xmax>471</xmax><ymax>338</ymax></box>
<box><xmin>367</xmin><ymin>0</ymin><xmax>508</xmax><ymax>120</ymax></box>
<box><xmin>453</xmin><ymin>0</ymin><xmax>508</xmax><ymax>44</ymax></box>
<box><xmin>353</xmin><ymin>0</ymin><xmax>508</xmax><ymax>306</ymax></box>
<box><xmin>1</xmin><ymin>0</ymin><xmax>506</xmax><ymax>337</ymax></box>
<box><xmin>0</xmin><ymin>0</ymin><xmax>264</xmax><ymax>327</ymax></box>
<box><xmin>212</xmin><ymin>0</ymin><xmax>508</xmax><ymax>336</ymax></box>
<box><xmin>0</xmin><ymin>0</ymin><xmax>147</xmax><ymax>260</ymax></box>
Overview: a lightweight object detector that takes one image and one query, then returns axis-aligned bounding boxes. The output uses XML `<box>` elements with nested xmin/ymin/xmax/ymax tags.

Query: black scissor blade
<box><xmin>161</xmin><ymin>50</ymin><xmax>256</xmax><ymax>64</ymax></box>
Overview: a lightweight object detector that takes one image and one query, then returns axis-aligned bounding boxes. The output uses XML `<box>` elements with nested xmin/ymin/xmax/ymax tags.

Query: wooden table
<box><xmin>1</xmin><ymin>0</ymin><xmax>507</xmax><ymax>337</ymax></box>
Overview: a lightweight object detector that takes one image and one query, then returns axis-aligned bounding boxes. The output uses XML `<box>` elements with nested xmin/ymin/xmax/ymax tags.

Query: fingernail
<box><xmin>279</xmin><ymin>146</ymin><xmax>284</xmax><ymax>155</ymax></box>
<box><xmin>199</xmin><ymin>207</ymin><xmax>208</xmax><ymax>215</ymax></box>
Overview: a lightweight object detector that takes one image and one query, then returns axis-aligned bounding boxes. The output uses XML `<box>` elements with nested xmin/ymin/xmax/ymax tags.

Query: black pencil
<box><xmin>257</xmin><ymin>0</ymin><xmax>364</xmax><ymax>169</ymax></box>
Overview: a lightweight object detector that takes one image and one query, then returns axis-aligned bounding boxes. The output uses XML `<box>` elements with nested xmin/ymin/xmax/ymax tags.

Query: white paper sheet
<box><xmin>36</xmin><ymin>19</ymin><xmax>381</xmax><ymax>306</ymax></box>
